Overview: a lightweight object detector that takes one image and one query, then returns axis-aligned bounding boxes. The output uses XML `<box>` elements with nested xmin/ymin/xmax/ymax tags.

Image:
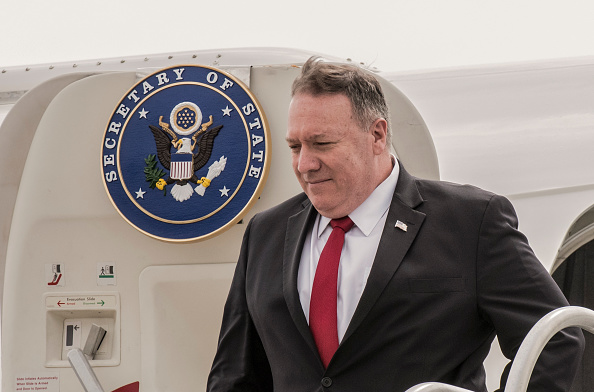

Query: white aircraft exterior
<box><xmin>1</xmin><ymin>48</ymin><xmax>592</xmax><ymax>392</ymax></box>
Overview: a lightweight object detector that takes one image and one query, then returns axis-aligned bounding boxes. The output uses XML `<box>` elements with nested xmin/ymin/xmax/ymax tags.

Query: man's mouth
<box><xmin>306</xmin><ymin>178</ymin><xmax>330</xmax><ymax>185</ymax></box>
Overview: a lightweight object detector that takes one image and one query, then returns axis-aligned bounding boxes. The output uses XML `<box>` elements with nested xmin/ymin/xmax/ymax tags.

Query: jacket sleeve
<box><xmin>207</xmin><ymin>217</ymin><xmax>273</xmax><ymax>392</ymax></box>
<box><xmin>476</xmin><ymin>194</ymin><xmax>585</xmax><ymax>392</ymax></box>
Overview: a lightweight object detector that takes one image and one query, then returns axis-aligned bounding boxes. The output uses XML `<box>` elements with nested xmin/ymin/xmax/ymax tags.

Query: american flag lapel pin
<box><xmin>395</xmin><ymin>220</ymin><xmax>408</xmax><ymax>232</ymax></box>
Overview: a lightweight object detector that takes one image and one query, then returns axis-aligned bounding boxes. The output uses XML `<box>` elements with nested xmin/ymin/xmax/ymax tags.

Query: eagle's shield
<box><xmin>170</xmin><ymin>153</ymin><xmax>193</xmax><ymax>180</ymax></box>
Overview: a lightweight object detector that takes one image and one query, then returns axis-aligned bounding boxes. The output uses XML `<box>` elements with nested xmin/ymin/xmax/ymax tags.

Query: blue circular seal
<box><xmin>101</xmin><ymin>65</ymin><xmax>270</xmax><ymax>242</ymax></box>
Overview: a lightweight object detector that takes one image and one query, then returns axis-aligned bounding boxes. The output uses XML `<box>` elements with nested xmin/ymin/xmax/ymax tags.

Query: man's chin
<box><xmin>309</xmin><ymin>200</ymin><xmax>346</xmax><ymax>219</ymax></box>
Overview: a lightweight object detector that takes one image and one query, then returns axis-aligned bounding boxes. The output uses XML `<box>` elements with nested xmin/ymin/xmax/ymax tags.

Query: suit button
<box><xmin>321</xmin><ymin>377</ymin><xmax>332</xmax><ymax>387</ymax></box>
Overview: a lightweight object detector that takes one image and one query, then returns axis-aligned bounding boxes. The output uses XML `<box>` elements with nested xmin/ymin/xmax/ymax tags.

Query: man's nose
<box><xmin>297</xmin><ymin>147</ymin><xmax>320</xmax><ymax>173</ymax></box>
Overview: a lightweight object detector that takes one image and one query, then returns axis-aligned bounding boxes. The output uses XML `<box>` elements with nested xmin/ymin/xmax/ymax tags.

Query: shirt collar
<box><xmin>317</xmin><ymin>156</ymin><xmax>400</xmax><ymax>237</ymax></box>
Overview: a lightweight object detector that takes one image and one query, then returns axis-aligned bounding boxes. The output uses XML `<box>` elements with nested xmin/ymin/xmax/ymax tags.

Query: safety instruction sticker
<box><xmin>97</xmin><ymin>263</ymin><xmax>117</xmax><ymax>286</ymax></box>
<box><xmin>45</xmin><ymin>264</ymin><xmax>64</xmax><ymax>287</ymax></box>
<box><xmin>45</xmin><ymin>295</ymin><xmax>117</xmax><ymax>309</ymax></box>
<box><xmin>15</xmin><ymin>373</ymin><xmax>59</xmax><ymax>392</ymax></box>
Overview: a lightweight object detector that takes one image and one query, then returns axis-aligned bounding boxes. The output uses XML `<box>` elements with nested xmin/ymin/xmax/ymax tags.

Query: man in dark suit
<box><xmin>207</xmin><ymin>57</ymin><xmax>584</xmax><ymax>392</ymax></box>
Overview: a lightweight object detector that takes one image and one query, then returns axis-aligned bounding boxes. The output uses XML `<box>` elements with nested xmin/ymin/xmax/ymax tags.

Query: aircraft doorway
<box><xmin>552</xmin><ymin>210</ymin><xmax>594</xmax><ymax>391</ymax></box>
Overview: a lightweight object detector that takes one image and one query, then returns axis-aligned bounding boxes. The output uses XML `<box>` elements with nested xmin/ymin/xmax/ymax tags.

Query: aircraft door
<box><xmin>2</xmin><ymin>60</ymin><xmax>438</xmax><ymax>392</ymax></box>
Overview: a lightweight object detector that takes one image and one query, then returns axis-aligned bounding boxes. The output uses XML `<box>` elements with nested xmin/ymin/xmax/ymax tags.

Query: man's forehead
<box><xmin>288</xmin><ymin>94</ymin><xmax>354</xmax><ymax>122</ymax></box>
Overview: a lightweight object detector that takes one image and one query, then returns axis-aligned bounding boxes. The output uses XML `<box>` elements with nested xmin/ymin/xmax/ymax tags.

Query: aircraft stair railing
<box><xmin>405</xmin><ymin>306</ymin><xmax>594</xmax><ymax>392</ymax></box>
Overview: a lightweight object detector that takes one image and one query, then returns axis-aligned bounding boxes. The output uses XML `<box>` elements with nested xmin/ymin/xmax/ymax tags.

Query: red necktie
<box><xmin>309</xmin><ymin>216</ymin><xmax>354</xmax><ymax>368</ymax></box>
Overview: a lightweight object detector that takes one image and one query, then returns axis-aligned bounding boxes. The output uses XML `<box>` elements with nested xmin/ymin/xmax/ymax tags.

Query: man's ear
<box><xmin>370</xmin><ymin>118</ymin><xmax>388</xmax><ymax>155</ymax></box>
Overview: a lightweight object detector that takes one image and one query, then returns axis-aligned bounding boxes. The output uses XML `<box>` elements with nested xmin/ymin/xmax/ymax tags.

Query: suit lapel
<box><xmin>342</xmin><ymin>164</ymin><xmax>426</xmax><ymax>343</ymax></box>
<box><xmin>282</xmin><ymin>199</ymin><xmax>320</xmax><ymax>357</ymax></box>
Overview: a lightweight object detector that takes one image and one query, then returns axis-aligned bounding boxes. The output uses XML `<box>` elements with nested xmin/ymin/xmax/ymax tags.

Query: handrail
<box><xmin>405</xmin><ymin>306</ymin><xmax>594</xmax><ymax>392</ymax></box>
<box><xmin>404</xmin><ymin>382</ymin><xmax>474</xmax><ymax>392</ymax></box>
<box><xmin>504</xmin><ymin>306</ymin><xmax>594</xmax><ymax>392</ymax></box>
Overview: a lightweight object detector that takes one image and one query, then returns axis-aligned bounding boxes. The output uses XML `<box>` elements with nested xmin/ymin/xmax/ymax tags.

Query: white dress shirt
<box><xmin>297</xmin><ymin>159</ymin><xmax>400</xmax><ymax>342</ymax></box>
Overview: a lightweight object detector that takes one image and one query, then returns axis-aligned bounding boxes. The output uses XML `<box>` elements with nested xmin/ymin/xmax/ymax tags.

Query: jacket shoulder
<box><xmin>251</xmin><ymin>192</ymin><xmax>309</xmax><ymax>224</ymax></box>
<box><xmin>414</xmin><ymin>177</ymin><xmax>498</xmax><ymax>204</ymax></box>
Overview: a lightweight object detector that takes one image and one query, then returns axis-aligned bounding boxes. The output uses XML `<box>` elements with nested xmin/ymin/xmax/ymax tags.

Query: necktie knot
<box><xmin>330</xmin><ymin>216</ymin><xmax>354</xmax><ymax>233</ymax></box>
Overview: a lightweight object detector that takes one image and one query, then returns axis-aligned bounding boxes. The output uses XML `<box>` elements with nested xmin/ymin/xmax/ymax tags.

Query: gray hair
<box><xmin>291</xmin><ymin>56</ymin><xmax>392</xmax><ymax>142</ymax></box>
